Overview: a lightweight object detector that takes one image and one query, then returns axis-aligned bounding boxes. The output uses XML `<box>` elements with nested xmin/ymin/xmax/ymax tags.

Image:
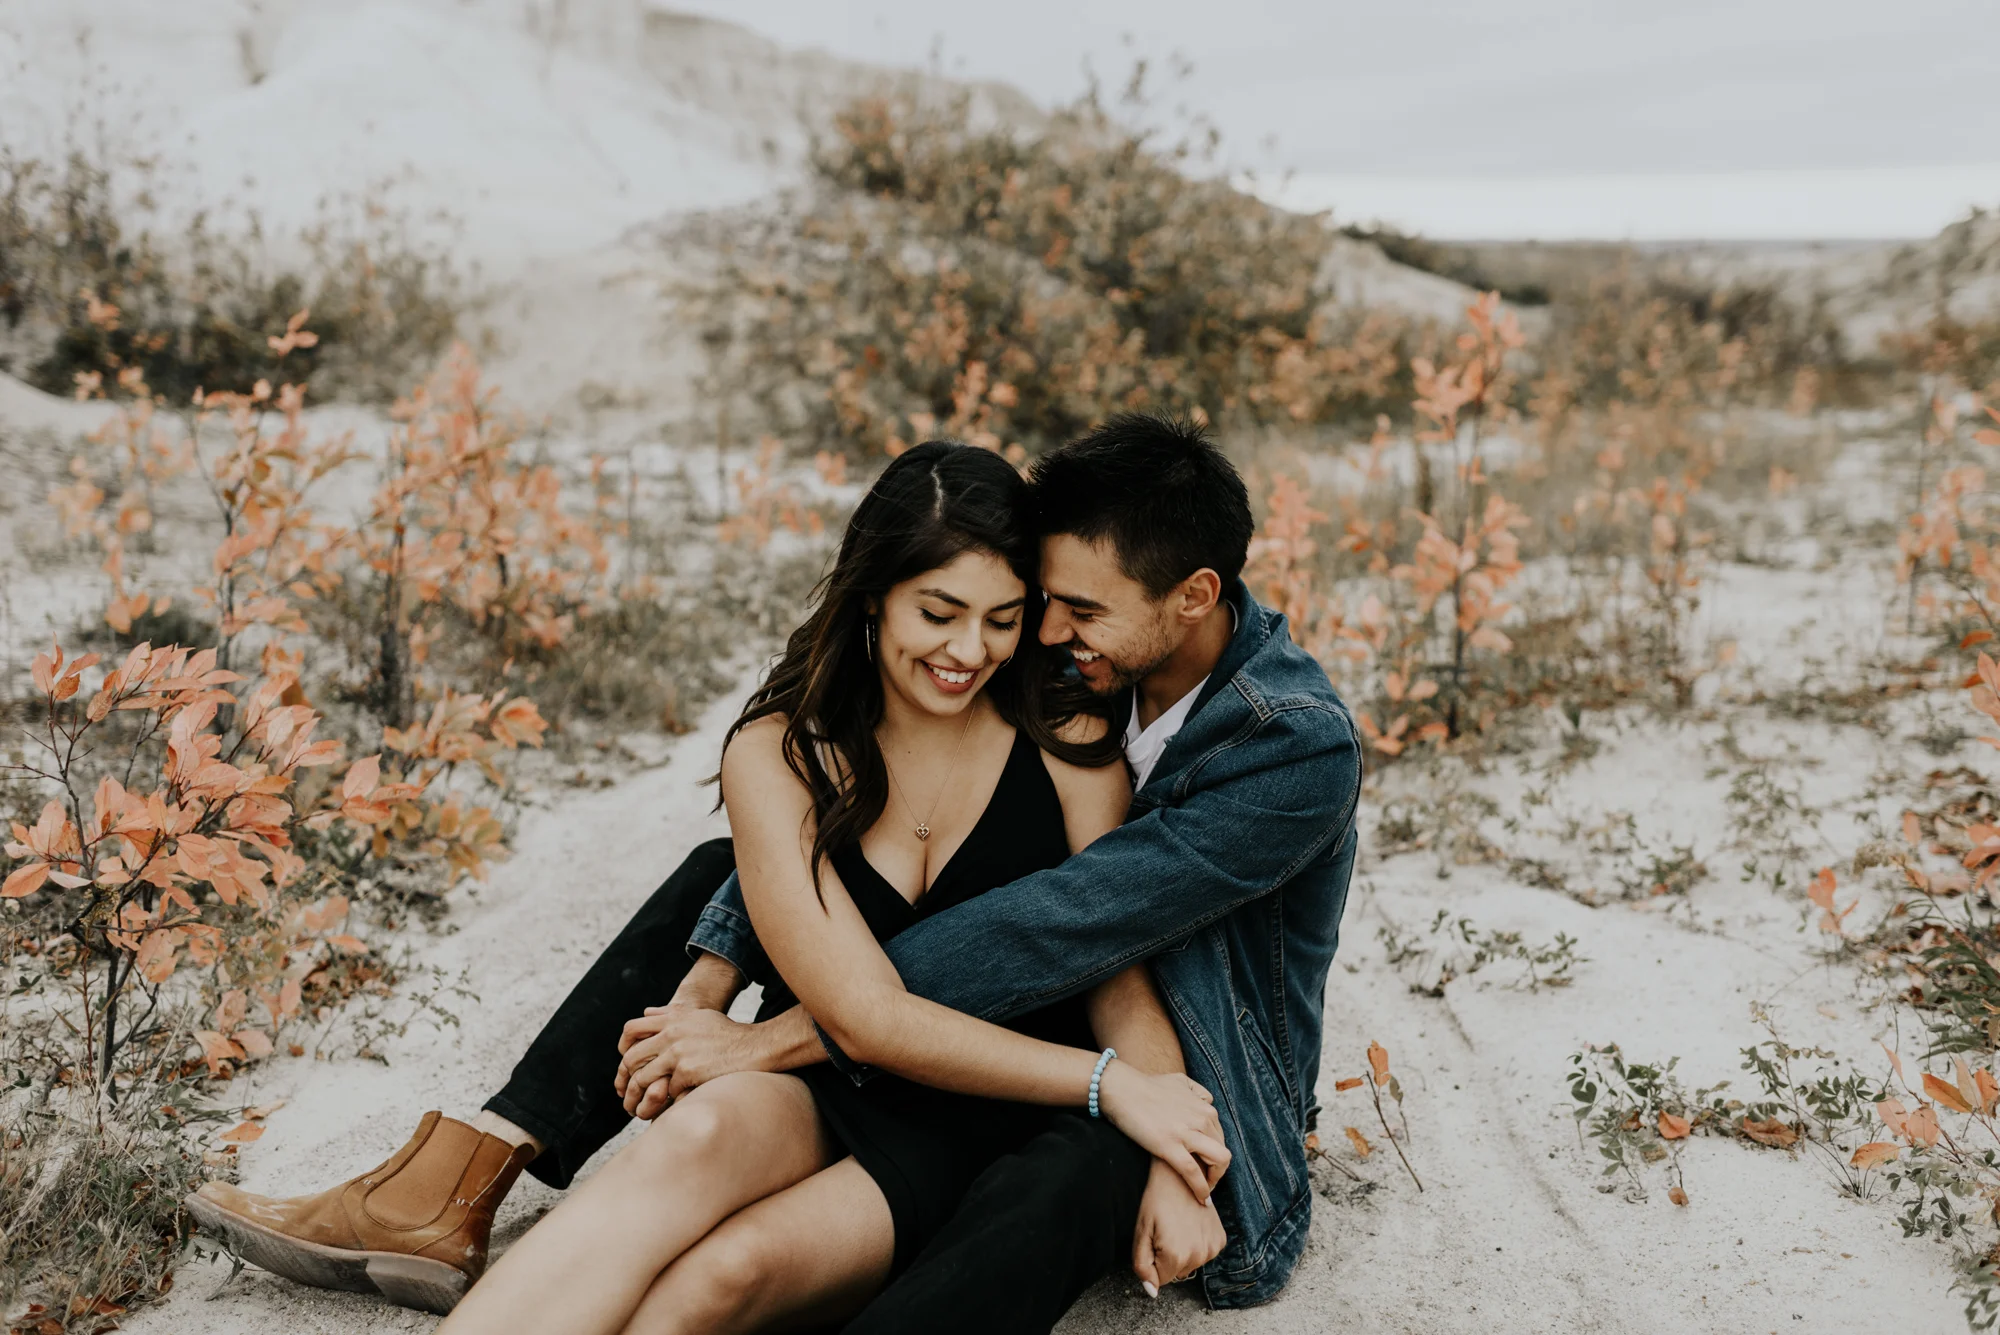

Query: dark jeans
<box><xmin>482</xmin><ymin>840</ymin><xmax>1150</xmax><ymax>1335</ymax></box>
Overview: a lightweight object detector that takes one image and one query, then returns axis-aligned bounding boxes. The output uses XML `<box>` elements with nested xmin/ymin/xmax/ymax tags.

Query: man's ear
<box><xmin>1174</xmin><ymin>569</ymin><xmax>1222</xmax><ymax>625</ymax></box>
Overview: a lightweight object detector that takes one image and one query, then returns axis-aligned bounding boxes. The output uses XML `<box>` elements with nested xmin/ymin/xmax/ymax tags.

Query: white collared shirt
<box><xmin>1121</xmin><ymin>602</ymin><xmax>1237</xmax><ymax>789</ymax></box>
<box><xmin>1124</xmin><ymin>678</ymin><xmax>1207</xmax><ymax>790</ymax></box>
<box><xmin>1128</xmin><ymin>599</ymin><xmax>1232</xmax><ymax>787</ymax></box>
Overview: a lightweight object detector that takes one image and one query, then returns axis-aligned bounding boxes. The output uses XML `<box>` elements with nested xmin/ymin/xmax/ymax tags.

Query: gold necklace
<box><xmin>883</xmin><ymin>707</ymin><xmax>975</xmax><ymax>841</ymax></box>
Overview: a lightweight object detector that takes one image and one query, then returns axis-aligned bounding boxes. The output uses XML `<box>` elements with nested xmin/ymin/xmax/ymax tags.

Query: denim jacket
<box><xmin>688</xmin><ymin>583</ymin><xmax>1362</xmax><ymax>1306</ymax></box>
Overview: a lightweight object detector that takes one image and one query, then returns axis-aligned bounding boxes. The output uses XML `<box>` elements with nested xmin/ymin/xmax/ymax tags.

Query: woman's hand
<box><xmin>1132</xmin><ymin>1156</ymin><xmax>1227</xmax><ymax>1297</ymax></box>
<box><xmin>615</xmin><ymin>1004</ymin><xmax>773</xmax><ymax>1117</ymax></box>
<box><xmin>1094</xmin><ymin>1062</ymin><xmax>1231</xmax><ymax>1201</ymax></box>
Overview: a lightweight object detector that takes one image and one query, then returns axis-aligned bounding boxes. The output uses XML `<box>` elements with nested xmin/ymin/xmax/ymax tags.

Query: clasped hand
<box><xmin>614</xmin><ymin>1002</ymin><xmax>763</xmax><ymax>1119</ymax></box>
<box><xmin>1105</xmin><ymin>1068</ymin><xmax>1230</xmax><ymax>1294</ymax></box>
<box><xmin>1094</xmin><ymin>1061</ymin><xmax>1232</xmax><ymax>1203</ymax></box>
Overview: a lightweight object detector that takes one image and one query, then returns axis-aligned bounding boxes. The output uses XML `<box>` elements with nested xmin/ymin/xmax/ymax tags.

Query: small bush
<box><xmin>0</xmin><ymin>151</ymin><xmax>462</xmax><ymax>404</ymax></box>
<box><xmin>686</xmin><ymin>81</ymin><xmax>1419</xmax><ymax>461</ymax></box>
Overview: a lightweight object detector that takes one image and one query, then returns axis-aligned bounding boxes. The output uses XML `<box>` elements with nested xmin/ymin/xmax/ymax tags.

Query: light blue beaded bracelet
<box><xmin>1088</xmin><ymin>1047</ymin><xmax>1117</xmax><ymax>1118</ymax></box>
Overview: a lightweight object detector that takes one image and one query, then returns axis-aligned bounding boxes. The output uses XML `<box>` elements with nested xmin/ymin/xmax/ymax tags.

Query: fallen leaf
<box><xmin>217</xmin><ymin>1121</ymin><xmax>264</xmax><ymax>1144</ymax></box>
<box><xmin>1367</xmin><ymin>1042</ymin><xmax>1390</xmax><ymax>1086</ymax></box>
<box><xmin>1667</xmin><ymin>1186</ymin><xmax>1688</xmax><ymax>1206</ymax></box>
<box><xmin>1344</xmin><ymin>1126</ymin><xmax>1373</xmax><ymax>1158</ymax></box>
<box><xmin>1815</xmin><ymin>1003</ymin><xmax>1840</xmax><ymax>1020</ymax></box>
<box><xmin>243</xmin><ymin>1100</ymin><xmax>288</xmax><ymax>1120</ymax></box>
<box><xmin>1334</xmin><ymin>1076</ymin><xmax>1363</xmax><ymax>1092</ymax></box>
<box><xmin>1657</xmin><ymin>1111</ymin><xmax>1691</xmax><ymax>1140</ymax></box>
<box><xmin>1740</xmin><ymin>1116</ymin><xmax>1800</xmax><ymax>1148</ymax></box>
<box><xmin>1903</xmin><ymin>811</ymin><xmax>1923</xmax><ymax>845</ymax></box>
<box><xmin>194</xmin><ymin>1030</ymin><xmax>243</xmax><ymax>1077</ymax></box>
<box><xmin>1850</xmin><ymin>1142</ymin><xmax>1900</xmax><ymax>1168</ymax></box>
<box><xmin>326</xmin><ymin>934</ymin><xmax>367</xmax><ymax>955</ymax></box>
<box><xmin>1906</xmin><ymin>1104</ymin><xmax>1941</xmax><ymax>1146</ymax></box>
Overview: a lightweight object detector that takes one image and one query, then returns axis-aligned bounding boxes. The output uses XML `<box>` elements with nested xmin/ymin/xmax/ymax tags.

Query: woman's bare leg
<box><xmin>440</xmin><ymin>1071</ymin><xmax>832</xmax><ymax>1335</ymax></box>
<box><xmin>620</xmin><ymin>1157</ymin><xmax>895</xmax><ymax>1335</ymax></box>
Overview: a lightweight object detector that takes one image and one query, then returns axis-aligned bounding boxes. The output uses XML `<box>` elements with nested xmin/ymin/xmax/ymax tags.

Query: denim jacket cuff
<box><xmin>686</xmin><ymin>901</ymin><xmax>769</xmax><ymax>983</ymax></box>
<box><xmin>814</xmin><ymin>1022</ymin><xmax>878</xmax><ymax>1085</ymax></box>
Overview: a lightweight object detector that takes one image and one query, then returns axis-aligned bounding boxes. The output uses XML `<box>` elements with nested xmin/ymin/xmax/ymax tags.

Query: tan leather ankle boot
<box><xmin>186</xmin><ymin>1111</ymin><xmax>535</xmax><ymax>1314</ymax></box>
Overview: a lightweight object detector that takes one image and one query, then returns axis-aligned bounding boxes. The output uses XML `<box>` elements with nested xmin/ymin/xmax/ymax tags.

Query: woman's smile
<box><xmin>920</xmin><ymin>659</ymin><xmax>980</xmax><ymax>694</ymax></box>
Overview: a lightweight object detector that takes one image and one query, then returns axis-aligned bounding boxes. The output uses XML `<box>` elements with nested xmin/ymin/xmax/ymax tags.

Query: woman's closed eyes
<box><xmin>918</xmin><ymin>607</ymin><xmax>1019</xmax><ymax>632</ymax></box>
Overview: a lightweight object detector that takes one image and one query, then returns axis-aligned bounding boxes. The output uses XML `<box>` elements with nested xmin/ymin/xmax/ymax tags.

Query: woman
<box><xmin>438</xmin><ymin>443</ymin><xmax>1228</xmax><ymax>1335</ymax></box>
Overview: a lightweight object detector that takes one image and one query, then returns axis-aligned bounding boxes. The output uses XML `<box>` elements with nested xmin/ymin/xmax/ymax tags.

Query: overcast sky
<box><xmin>678</xmin><ymin>1</ymin><xmax>2000</xmax><ymax>239</ymax></box>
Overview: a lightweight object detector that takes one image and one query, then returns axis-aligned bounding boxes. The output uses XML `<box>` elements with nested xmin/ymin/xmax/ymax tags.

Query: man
<box><xmin>189</xmin><ymin>414</ymin><xmax>1361</xmax><ymax>1329</ymax></box>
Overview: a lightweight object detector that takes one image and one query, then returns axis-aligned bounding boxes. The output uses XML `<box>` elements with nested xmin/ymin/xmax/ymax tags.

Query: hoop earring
<box><xmin>998</xmin><ymin>653</ymin><xmax>1015</xmax><ymax>669</ymax></box>
<box><xmin>865</xmin><ymin>619</ymin><xmax>878</xmax><ymax>663</ymax></box>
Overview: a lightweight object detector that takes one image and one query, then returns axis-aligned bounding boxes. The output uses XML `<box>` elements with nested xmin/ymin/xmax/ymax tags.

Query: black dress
<box><xmin>754</xmin><ymin>729</ymin><xmax>1098</xmax><ymax>1276</ymax></box>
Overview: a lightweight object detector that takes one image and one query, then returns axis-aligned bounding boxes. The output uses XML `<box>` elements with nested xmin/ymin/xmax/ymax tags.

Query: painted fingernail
<box><xmin>1142</xmin><ymin>1282</ymin><xmax>1158</xmax><ymax>1299</ymax></box>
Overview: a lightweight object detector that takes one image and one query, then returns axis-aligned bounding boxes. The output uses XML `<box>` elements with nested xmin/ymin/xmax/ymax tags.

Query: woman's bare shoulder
<box><xmin>720</xmin><ymin>713</ymin><xmax>793</xmax><ymax>781</ymax></box>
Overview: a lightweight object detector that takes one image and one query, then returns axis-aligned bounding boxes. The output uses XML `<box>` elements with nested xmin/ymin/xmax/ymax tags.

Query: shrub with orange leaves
<box><xmin>354</xmin><ymin>688</ymin><xmax>548</xmax><ymax>883</ymax></box>
<box><xmin>0</xmin><ymin>639</ymin><xmax>459</xmax><ymax>1094</ymax></box>
<box><xmin>1863</xmin><ymin>1043</ymin><xmax>2000</xmax><ymax>1324</ymax></box>
<box><xmin>54</xmin><ymin>317</ymin><xmax>612</xmax><ymax>753</ymax></box>
<box><xmin>1320</xmin><ymin>1041</ymin><xmax>1422</xmax><ymax>1192</ymax></box>
<box><xmin>55</xmin><ymin>312</ymin><xmax>356</xmax><ymax>668</ymax></box>
<box><xmin>1898</xmin><ymin>395</ymin><xmax>2000</xmax><ymax>640</ymax></box>
<box><xmin>186</xmin><ymin>375</ymin><xmax>355</xmax><ymax>669</ymax></box>
<box><xmin>1244</xmin><ymin>295</ymin><xmax>1534</xmax><ymax>756</ymax></box>
<box><xmin>717</xmin><ymin>437</ymin><xmax>827</xmax><ymax>548</ymax></box>
<box><xmin>689</xmin><ymin>80</ymin><xmax>1416</xmax><ymax>466</ymax></box>
<box><xmin>357</xmin><ymin>344</ymin><xmax>610</xmax><ymax>726</ymax></box>
<box><xmin>45</xmin><ymin>319</ymin><xmax>580</xmax><ymax>889</ymax></box>
<box><xmin>1243</xmin><ymin>472</ymin><xmax>1371</xmax><ymax>670</ymax></box>
<box><xmin>50</xmin><ymin>364</ymin><xmax>194</xmax><ymax>636</ymax></box>
<box><xmin>1572</xmin><ymin>1021</ymin><xmax>2000</xmax><ymax>1321</ymax></box>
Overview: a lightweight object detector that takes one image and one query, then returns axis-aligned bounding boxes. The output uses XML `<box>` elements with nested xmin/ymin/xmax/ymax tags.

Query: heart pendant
<box><xmin>914</xmin><ymin>824</ymin><xmax>930</xmax><ymax>841</ymax></box>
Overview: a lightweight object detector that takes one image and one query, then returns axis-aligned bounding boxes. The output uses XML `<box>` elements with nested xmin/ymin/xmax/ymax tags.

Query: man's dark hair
<box><xmin>1030</xmin><ymin>413</ymin><xmax>1254</xmax><ymax>597</ymax></box>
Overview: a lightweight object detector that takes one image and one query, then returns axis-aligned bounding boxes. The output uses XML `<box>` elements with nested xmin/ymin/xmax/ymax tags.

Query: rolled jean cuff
<box><xmin>686</xmin><ymin>901</ymin><xmax>769</xmax><ymax>981</ymax></box>
<box><xmin>479</xmin><ymin>1092</ymin><xmax>577</xmax><ymax>1189</ymax></box>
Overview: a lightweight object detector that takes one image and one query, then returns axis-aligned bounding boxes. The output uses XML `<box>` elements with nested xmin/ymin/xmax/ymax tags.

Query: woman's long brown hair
<box><xmin>723</xmin><ymin>441</ymin><xmax>1119</xmax><ymax>884</ymax></box>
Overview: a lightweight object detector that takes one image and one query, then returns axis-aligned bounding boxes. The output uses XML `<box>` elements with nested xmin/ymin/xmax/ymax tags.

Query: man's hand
<box><xmin>1132</xmin><ymin>1156</ymin><xmax>1226</xmax><ymax>1298</ymax></box>
<box><xmin>616</xmin><ymin>1004</ymin><xmax>771</xmax><ymax>1118</ymax></box>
